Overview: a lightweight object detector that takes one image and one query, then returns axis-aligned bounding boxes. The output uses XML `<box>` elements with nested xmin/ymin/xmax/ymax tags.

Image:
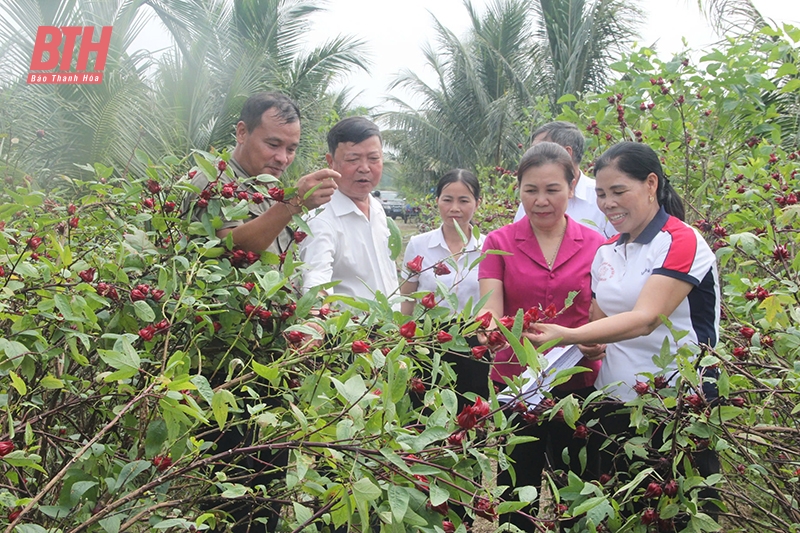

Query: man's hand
<box><xmin>296</xmin><ymin>169</ymin><xmax>339</xmax><ymax>209</ymax></box>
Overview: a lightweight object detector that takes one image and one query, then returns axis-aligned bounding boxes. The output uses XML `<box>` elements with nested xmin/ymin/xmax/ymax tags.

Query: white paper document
<box><xmin>496</xmin><ymin>345</ymin><xmax>584</xmax><ymax>408</ymax></box>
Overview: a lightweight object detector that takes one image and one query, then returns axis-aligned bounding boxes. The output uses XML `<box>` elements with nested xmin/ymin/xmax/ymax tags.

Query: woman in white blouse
<box><xmin>401</xmin><ymin>169</ymin><xmax>484</xmax><ymax>315</ymax></box>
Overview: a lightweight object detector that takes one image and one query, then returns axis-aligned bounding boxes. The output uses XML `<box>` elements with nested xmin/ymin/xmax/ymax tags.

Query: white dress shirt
<box><xmin>300</xmin><ymin>190</ymin><xmax>399</xmax><ymax>300</ymax></box>
<box><xmin>402</xmin><ymin>226</ymin><xmax>485</xmax><ymax>312</ymax></box>
<box><xmin>514</xmin><ymin>171</ymin><xmax>615</xmax><ymax>238</ymax></box>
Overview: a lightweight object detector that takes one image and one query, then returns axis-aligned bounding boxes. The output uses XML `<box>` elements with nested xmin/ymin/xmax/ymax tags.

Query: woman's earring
<box><xmin>649</xmin><ymin>195</ymin><xmax>654</xmax><ymax>203</ymax></box>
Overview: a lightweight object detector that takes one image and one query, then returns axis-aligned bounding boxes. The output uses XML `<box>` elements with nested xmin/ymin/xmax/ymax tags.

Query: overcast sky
<box><xmin>133</xmin><ymin>0</ymin><xmax>800</xmax><ymax>110</ymax></box>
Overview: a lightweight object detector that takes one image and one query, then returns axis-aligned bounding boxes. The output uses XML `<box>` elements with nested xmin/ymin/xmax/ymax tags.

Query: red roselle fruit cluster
<box><xmin>229</xmin><ymin>249</ymin><xmax>261</xmax><ymax>268</ymax></box>
<box><xmin>139</xmin><ymin>319</ymin><xmax>171</xmax><ymax>341</ymax></box>
<box><xmin>405</xmin><ymin>255</ymin><xmax>452</xmax><ymax>278</ymax></box>
<box><xmin>455</xmin><ymin>396</ymin><xmax>491</xmax><ymax>431</ymax></box>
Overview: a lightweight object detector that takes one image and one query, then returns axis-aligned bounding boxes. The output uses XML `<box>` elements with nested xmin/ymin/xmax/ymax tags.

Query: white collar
<box><xmin>328</xmin><ymin>189</ymin><xmax>378</xmax><ymax>217</ymax></box>
<box><xmin>573</xmin><ymin>171</ymin><xmax>595</xmax><ymax>202</ymax></box>
<box><xmin>429</xmin><ymin>225</ymin><xmax>478</xmax><ymax>250</ymax></box>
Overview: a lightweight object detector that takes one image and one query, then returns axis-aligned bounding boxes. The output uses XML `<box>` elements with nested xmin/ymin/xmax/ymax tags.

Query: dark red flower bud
<box><xmin>130</xmin><ymin>288</ymin><xmax>147</xmax><ymax>302</ymax></box>
<box><xmin>544</xmin><ymin>303</ymin><xmax>558</xmax><ymax>319</ymax></box>
<box><xmin>522</xmin><ymin>411</ymin><xmax>539</xmax><ymax>424</ymax></box>
<box><xmin>236</xmin><ymin>191</ymin><xmax>248</xmax><ymax>201</ymax></box>
<box><xmin>684</xmin><ymin>394</ymin><xmax>703</xmax><ymax>409</ymax></box>
<box><xmin>433</xmin><ymin>262</ymin><xmax>450</xmax><ymax>275</ymax></box>
<box><xmin>447</xmin><ymin>430</ymin><xmax>465</xmax><ymax>446</ymax></box>
<box><xmin>499</xmin><ymin>315</ymin><xmax>515</xmax><ymax>329</ymax></box>
<box><xmin>633</xmin><ymin>381</ymin><xmax>650</xmax><ymax>395</ymax></box>
<box><xmin>471</xmin><ymin>345</ymin><xmax>488</xmax><ymax>360</ymax></box>
<box><xmin>285</xmin><ymin>330</ymin><xmax>305</xmax><ymax>345</ymax></box>
<box><xmin>268</xmin><ymin>187</ymin><xmax>285</xmax><ymax>201</ymax></box>
<box><xmin>573</xmin><ymin>424</ymin><xmax>588</xmax><ymax>439</ymax></box>
<box><xmin>399</xmin><ymin>321</ymin><xmax>417</xmax><ymax>339</ymax></box>
<box><xmin>152</xmin><ymin>454</ymin><xmax>173</xmax><ymax>471</ymax></box>
<box><xmin>773</xmin><ymin>245</ymin><xmax>790</xmax><ymax>261</ymax></box>
<box><xmin>487</xmin><ymin>330</ymin><xmax>505</xmax><ymax>349</ymax></box>
<box><xmin>730</xmin><ymin>397</ymin><xmax>745</xmax><ymax>407</ymax></box>
<box><xmin>733</xmin><ymin>346</ymin><xmax>750</xmax><ymax>360</ymax></box>
<box><xmin>475</xmin><ymin>497</ymin><xmax>496</xmax><ymax>520</ymax></box>
<box><xmin>78</xmin><ymin>268</ymin><xmax>96</xmax><ymax>283</ymax></box>
<box><xmin>426</xmin><ymin>500</ymin><xmax>449</xmax><ymax>516</ymax></box>
<box><xmin>188</xmin><ymin>170</ymin><xmax>197</xmax><ymax>179</ymax></box>
<box><xmin>762</xmin><ymin>335</ymin><xmax>774</xmax><ymax>347</ymax></box>
<box><xmin>475</xmin><ymin>311</ymin><xmax>493</xmax><ymax>329</ymax></box>
<box><xmin>421</xmin><ymin>292</ymin><xmax>437</xmax><ymax>309</ymax></box>
<box><xmin>0</xmin><ymin>441</ymin><xmax>14</xmax><ymax>457</ymax></box>
<box><xmin>8</xmin><ymin>509</ymin><xmax>21</xmax><ymax>522</ymax></box>
<box><xmin>410</xmin><ymin>377</ymin><xmax>426</xmax><ymax>394</ymax></box>
<box><xmin>406</xmin><ymin>255</ymin><xmax>424</xmax><ymax>274</ymax></box>
<box><xmin>246</xmin><ymin>251</ymin><xmax>260</xmax><ymax>264</ymax></box>
<box><xmin>293</xmin><ymin>230</ymin><xmax>307</xmax><ymax>243</ymax></box>
<box><xmin>220</xmin><ymin>185</ymin><xmax>235</xmax><ymax>198</ymax></box>
<box><xmin>27</xmin><ymin>236</ymin><xmax>43</xmax><ymax>250</ymax></box>
<box><xmin>251</xmin><ymin>192</ymin><xmax>264</xmax><ymax>204</ymax></box>
<box><xmin>442</xmin><ymin>520</ymin><xmax>456</xmax><ymax>533</ymax></box>
<box><xmin>641</xmin><ymin>508</ymin><xmax>658</xmax><ymax>525</ymax></box>
<box><xmin>457</xmin><ymin>405</ymin><xmax>477</xmax><ymax>430</ymax></box>
<box><xmin>138</xmin><ymin>326</ymin><xmax>155</xmax><ymax>341</ymax></box>
<box><xmin>146</xmin><ymin>180</ymin><xmax>162</xmax><ymax>194</ymax></box>
<box><xmin>352</xmin><ymin>340</ymin><xmax>371</xmax><ymax>354</ymax></box>
<box><xmin>150</xmin><ymin>289</ymin><xmax>165</xmax><ymax>301</ymax></box>
<box><xmin>258</xmin><ymin>309</ymin><xmax>272</xmax><ymax>322</ymax></box>
<box><xmin>653</xmin><ymin>375</ymin><xmax>668</xmax><ymax>390</ymax></box>
<box><xmin>217</xmin><ymin>160</ymin><xmax>227</xmax><ymax>171</ymax></box>
<box><xmin>740</xmin><ymin>327</ymin><xmax>756</xmax><ymax>339</ymax></box>
<box><xmin>662</xmin><ymin>479</ymin><xmax>678</xmax><ymax>497</ymax></box>
<box><xmin>473</xmin><ymin>396</ymin><xmax>490</xmax><ymax>418</ymax></box>
<box><xmin>599</xmin><ymin>473</ymin><xmax>612</xmax><ymax>484</ymax></box>
<box><xmin>644</xmin><ymin>482</ymin><xmax>663</xmax><ymax>498</ymax></box>
<box><xmin>436</xmin><ymin>330</ymin><xmax>453</xmax><ymax>343</ymax></box>
<box><xmin>197</xmin><ymin>198</ymin><xmax>208</xmax><ymax>209</ymax></box>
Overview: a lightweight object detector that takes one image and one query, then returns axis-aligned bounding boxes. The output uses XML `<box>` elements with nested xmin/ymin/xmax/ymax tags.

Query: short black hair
<box><xmin>594</xmin><ymin>142</ymin><xmax>685</xmax><ymax>220</ymax></box>
<box><xmin>327</xmin><ymin>116</ymin><xmax>382</xmax><ymax>155</ymax></box>
<box><xmin>239</xmin><ymin>92</ymin><xmax>301</xmax><ymax>132</ymax></box>
<box><xmin>531</xmin><ymin>121</ymin><xmax>585</xmax><ymax>165</ymax></box>
<box><xmin>517</xmin><ymin>142</ymin><xmax>575</xmax><ymax>187</ymax></box>
<box><xmin>435</xmin><ymin>168</ymin><xmax>480</xmax><ymax>200</ymax></box>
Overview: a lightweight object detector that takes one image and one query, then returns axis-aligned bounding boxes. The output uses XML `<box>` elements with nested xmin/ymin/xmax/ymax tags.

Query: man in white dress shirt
<box><xmin>513</xmin><ymin>122</ymin><xmax>615</xmax><ymax>238</ymax></box>
<box><xmin>299</xmin><ymin>117</ymin><xmax>399</xmax><ymax>300</ymax></box>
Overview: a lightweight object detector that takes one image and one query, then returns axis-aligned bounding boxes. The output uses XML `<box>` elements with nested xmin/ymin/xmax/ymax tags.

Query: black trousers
<box><xmin>497</xmin><ymin>386</ymin><xmax>596</xmax><ymax>531</ymax></box>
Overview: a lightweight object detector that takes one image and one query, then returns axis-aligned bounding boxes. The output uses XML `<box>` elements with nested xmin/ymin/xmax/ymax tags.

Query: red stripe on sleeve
<box><xmin>661</xmin><ymin>217</ymin><xmax>697</xmax><ymax>274</ymax></box>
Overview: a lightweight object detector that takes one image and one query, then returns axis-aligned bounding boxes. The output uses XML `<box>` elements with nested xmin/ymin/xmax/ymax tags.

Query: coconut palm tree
<box><xmin>0</xmin><ymin>0</ymin><xmax>368</xmax><ymax>179</ymax></box>
<box><xmin>381</xmin><ymin>0</ymin><xmax>641</xmax><ymax>189</ymax></box>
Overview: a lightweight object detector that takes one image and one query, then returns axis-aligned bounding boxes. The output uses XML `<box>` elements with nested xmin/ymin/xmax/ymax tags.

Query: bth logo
<box><xmin>27</xmin><ymin>26</ymin><xmax>113</xmax><ymax>85</ymax></box>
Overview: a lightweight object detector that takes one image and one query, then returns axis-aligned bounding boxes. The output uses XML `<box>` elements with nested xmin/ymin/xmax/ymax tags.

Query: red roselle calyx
<box><xmin>406</xmin><ymin>255</ymin><xmax>423</xmax><ymax>274</ymax></box>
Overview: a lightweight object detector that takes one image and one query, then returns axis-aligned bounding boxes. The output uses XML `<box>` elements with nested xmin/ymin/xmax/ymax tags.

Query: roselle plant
<box><xmin>0</xmin><ymin>145</ymin><xmax>577</xmax><ymax>533</ymax></box>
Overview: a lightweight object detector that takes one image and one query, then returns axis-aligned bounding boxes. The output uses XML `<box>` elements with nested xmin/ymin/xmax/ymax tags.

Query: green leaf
<box><xmin>9</xmin><ymin>371</ymin><xmax>26</xmax><ymax>395</ymax></box>
<box><xmin>388</xmin><ymin>484</ymin><xmax>409</xmax><ymax>522</ymax></box>
<box><xmin>557</xmin><ymin>93</ymin><xmax>578</xmax><ymax>103</ymax></box>
<box><xmin>132</xmin><ymin>300</ymin><xmax>156</xmax><ymax>323</ymax></box>
<box><xmin>429</xmin><ymin>481</ymin><xmax>449</xmax><ymax>506</ymax></box>
<box><xmin>69</xmin><ymin>480</ymin><xmax>98</xmax><ymax>505</ymax></box>
<box><xmin>40</xmin><ymin>375</ymin><xmax>64</xmax><ymax>389</ymax></box>
<box><xmin>220</xmin><ymin>483</ymin><xmax>248</xmax><ymax>498</ymax></box>
<box><xmin>252</xmin><ymin>360</ymin><xmax>279</xmax><ymax>382</ymax></box>
<box><xmin>212</xmin><ymin>390</ymin><xmax>237</xmax><ymax>430</ymax></box>
<box><xmin>114</xmin><ymin>460</ymin><xmax>151</xmax><ymax>493</ymax></box>
<box><xmin>145</xmin><ymin>420</ymin><xmax>168</xmax><ymax>458</ymax></box>
<box><xmin>190</xmin><ymin>375</ymin><xmax>214</xmax><ymax>404</ymax></box>
<box><xmin>352</xmin><ymin>477</ymin><xmax>382</xmax><ymax>502</ymax></box>
<box><xmin>387</xmin><ymin>217</ymin><xmax>402</xmax><ymax>260</ymax></box>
